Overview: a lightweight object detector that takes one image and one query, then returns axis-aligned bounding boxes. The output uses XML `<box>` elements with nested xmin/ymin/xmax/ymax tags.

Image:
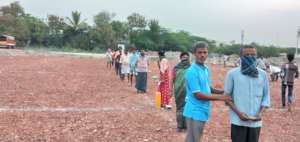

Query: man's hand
<box><xmin>238</xmin><ymin>113</ymin><xmax>250</xmax><ymax>121</ymax></box>
<box><xmin>210</xmin><ymin>87</ymin><xmax>224</xmax><ymax>94</ymax></box>
<box><xmin>217</xmin><ymin>95</ymin><xmax>232</xmax><ymax>102</ymax></box>
<box><xmin>248</xmin><ymin>115</ymin><xmax>262</xmax><ymax>121</ymax></box>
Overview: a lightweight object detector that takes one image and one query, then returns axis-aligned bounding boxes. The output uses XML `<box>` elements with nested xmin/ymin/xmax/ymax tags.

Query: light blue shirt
<box><xmin>129</xmin><ymin>52</ymin><xmax>139</xmax><ymax>68</ymax></box>
<box><xmin>183</xmin><ymin>63</ymin><xmax>211</xmax><ymax>122</ymax></box>
<box><xmin>224</xmin><ymin>67</ymin><xmax>271</xmax><ymax>128</ymax></box>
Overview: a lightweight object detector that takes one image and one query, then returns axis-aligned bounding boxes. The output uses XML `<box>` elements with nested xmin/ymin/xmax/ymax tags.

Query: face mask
<box><xmin>240</xmin><ymin>55</ymin><xmax>258</xmax><ymax>78</ymax></box>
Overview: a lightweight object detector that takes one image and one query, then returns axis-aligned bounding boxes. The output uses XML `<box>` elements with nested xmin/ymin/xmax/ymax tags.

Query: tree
<box><xmin>93</xmin><ymin>11</ymin><xmax>116</xmax><ymax>49</ymax></box>
<box><xmin>64</xmin><ymin>11</ymin><xmax>90</xmax><ymax>49</ymax></box>
<box><xmin>0</xmin><ymin>1</ymin><xmax>29</xmax><ymax>46</ymax></box>
<box><xmin>25</xmin><ymin>14</ymin><xmax>49</xmax><ymax>46</ymax></box>
<box><xmin>66</xmin><ymin>11</ymin><xmax>86</xmax><ymax>33</ymax></box>
<box><xmin>47</xmin><ymin>15</ymin><xmax>66</xmax><ymax>35</ymax></box>
<box><xmin>148</xmin><ymin>19</ymin><xmax>161</xmax><ymax>43</ymax></box>
<box><xmin>127</xmin><ymin>13</ymin><xmax>147</xmax><ymax>46</ymax></box>
<box><xmin>94</xmin><ymin>11</ymin><xmax>115</xmax><ymax>27</ymax></box>
<box><xmin>111</xmin><ymin>21</ymin><xmax>128</xmax><ymax>42</ymax></box>
<box><xmin>127</xmin><ymin>13</ymin><xmax>147</xmax><ymax>31</ymax></box>
<box><xmin>47</xmin><ymin>15</ymin><xmax>66</xmax><ymax>47</ymax></box>
<box><xmin>0</xmin><ymin>1</ymin><xmax>24</xmax><ymax>17</ymax></box>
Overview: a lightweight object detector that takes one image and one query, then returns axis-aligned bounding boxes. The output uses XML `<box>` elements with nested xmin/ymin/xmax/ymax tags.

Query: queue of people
<box><xmin>105</xmin><ymin>41</ymin><xmax>298</xmax><ymax>142</ymax></box>
<box><xmin>106</xmin><ymin>46</ymin><xmax>150</xmax><ymax>94</ymax></box>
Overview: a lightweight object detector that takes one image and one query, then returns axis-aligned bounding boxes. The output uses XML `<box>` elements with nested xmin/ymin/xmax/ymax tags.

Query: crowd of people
<box><xmin>106</xmin><ymin>46</ymin><xmax>149</xmax><ymax>93</ymax></box>
<box><xmin>105</xmin><ymin>42</ymin><xmax>298</xmax><ymax>142</ymax></box>
<box><xmin>105</xmin><ymin>46</ymin><xmax>174</xmax><ymax>108</ymax></box>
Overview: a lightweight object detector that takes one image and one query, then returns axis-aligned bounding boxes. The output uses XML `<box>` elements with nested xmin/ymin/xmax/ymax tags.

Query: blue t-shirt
<box><xmin>129</xmin><ymin>52</ymin><xmax>139</xmax><ymax>68</ymax></box>
<box><xmin>183</xmin><ymin>62</ymin><xmax>211</xmax><ymax>121</ymax></box>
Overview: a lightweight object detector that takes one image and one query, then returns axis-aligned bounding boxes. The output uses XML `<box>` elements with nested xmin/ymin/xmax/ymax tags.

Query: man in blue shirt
<box><xmin>224</xmin><ymin>45</ymin><xmax>271</xmax><ymax>142</ymax></box>
<box><xmin>129</xmin><ymin>46</ymin><xmax>139</xmax><ymax>86</ymax></box>
<box><xmin>184</xmin><ymin>41</ymin><xmax>232</xmax><ymax>142</ymax></box>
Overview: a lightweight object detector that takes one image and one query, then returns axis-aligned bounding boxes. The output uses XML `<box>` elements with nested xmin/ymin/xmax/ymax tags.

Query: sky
<box><xmin>1</xmin><ymin>0</ymin><xmax>300</xmax><ymax>47</ymax></box>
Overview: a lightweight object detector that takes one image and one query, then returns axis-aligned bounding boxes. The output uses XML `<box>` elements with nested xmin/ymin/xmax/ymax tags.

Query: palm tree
<box><xmin>66</xmin><ymin>11</ymin><xmax>85</xmax><ymax>32</ymax></box>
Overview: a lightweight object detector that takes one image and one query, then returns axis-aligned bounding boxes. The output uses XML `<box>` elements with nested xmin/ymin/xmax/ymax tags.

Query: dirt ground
<box><xmin>0</xmin><ymin>49</ymin><xmax>299</xmax><ymax>142</ymax></box>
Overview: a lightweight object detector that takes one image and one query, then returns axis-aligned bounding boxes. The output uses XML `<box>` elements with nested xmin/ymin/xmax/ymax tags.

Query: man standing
<box><xmin>280</xmin><ymin>53</ymin><xmax>299</xmax><ymax>111</ymax></box>
<box><xmin>129</xmin><ymin>47</ymin><xmax>139</xmax><ymax>86</ymax></box>
<box><xmin>184</xmin><ymin>41</ymin><xmax>231</xmax><ymax>142</ymax></box>
<box><xmin>135</xmin><ymin>50</ymin><xmax>149</xmax><ymax>93</ymax></box>
<box><xmin>172</xmin><ymin>52</ymin><xmax>190</xmax><ymax>132</ymax></box>
<box><xmin>105</xmin><ymin>48</ymin><xmax>113</xmax><ymax>69</ymax></box>
<box><xmin>224</xmin><ymin>45</ymin><xmax>271</xmax><ymax>142</ymax></box>
<box><xmin>120</xmin><ymin>50</ymin><xmax>130</xmax><ymax>82</ymax></box>
<box><xmin>114</xmin><ymin>50</ymin><xmax>121</xmax><ymax>76</ymax></box>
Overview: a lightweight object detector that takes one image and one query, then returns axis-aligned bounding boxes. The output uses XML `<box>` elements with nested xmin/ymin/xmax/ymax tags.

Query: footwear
<box><xmin>288</xmin><ymin>104</ymin><xmax>292</xmax><ymax>112</ymax></box>
<box><xmin>165</xmin><ymin>105</ymin><xmax>172</xmax><ymax>109</ymax></box>
<box><xmin>176</xmin><ymin>128</ymin><xmax>184</xmax><ymax>132</ymax></box>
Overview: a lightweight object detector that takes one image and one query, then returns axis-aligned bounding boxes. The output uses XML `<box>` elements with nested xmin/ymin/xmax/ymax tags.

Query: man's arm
<box><xmin>193</xmin><ymin>92</ymin><xmax>231</xmax><ymax>101</ymax></box>
<box><xmin>295</xmin><ymin>65</ymin><xmax>299</xmax><ymax>78</ymax></box>
<box><xmin>255</xmin><ymin>106</ymin><xmax>268</xmax><ymax>120</ymax></box>
<box><xmin>210</xmin><ymin>87</ymin><xmax>224</xmax><ymax>94</ymax></box>
<box><xmin>256</xmin><ymin>72</ymin><xmax>271</xmax><ymax>119</ymax></box>
<box><xmin>225</xmin><ymin>100</ymin><xmax>251</xmax><ymax>121</ymax></box>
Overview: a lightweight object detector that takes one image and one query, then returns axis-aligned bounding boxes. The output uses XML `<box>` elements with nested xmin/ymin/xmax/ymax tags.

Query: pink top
<box><xmin>136</xmin><ymin>56</ymin><xmax>149</xmax><ymax>72</ymax></box>
<box><xmin>160</xmin><ymin>58</ymin><xmax>169</xmax><ymax>73</ymax></box>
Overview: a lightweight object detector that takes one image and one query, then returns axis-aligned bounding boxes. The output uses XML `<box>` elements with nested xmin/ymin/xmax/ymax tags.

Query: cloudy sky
<box><xmin>1</xmin><ymin>0</ymin><xmax>300</xmax><ymax>47</ymax></box>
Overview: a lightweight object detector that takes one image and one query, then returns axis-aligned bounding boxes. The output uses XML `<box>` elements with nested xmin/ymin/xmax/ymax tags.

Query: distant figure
<box><xmin>269</xmin><ymin>65</ymin><xmax>281</xmax><ymax>81</ymax></box>
<box><xmin>172</xmin><ymin>52</ymin><xmax>191</xmax><ymax>132</ymax></box>
<box><xmin>135</xmin><ymin>50</ymin><xmax>149</xmax><ymax>93</ymax></box>
<box><xmin>280</xmin><ymin>53</ymin><xmax>299</xmax><ymax>111</ymax></box>
<box><xmin>158</xmin><ymin>51</ymin><xmax>172</xmax><ymax>109</ymax></box>
<box><xmin>129</xmin><ymin>47</ymin><xmax>139</xmax><ymax>86</ymax></box>
<box><xmin>224</xmin><ymin>45</ymin><xmax>270</xmax><ymax>142</ymax></box>
<box><xmin>105</xmin><ymin>48</ymin><xmax>113</xmax><ymax>68</ymax></box>
<box><xmin>256</xmin><ymin>58</ymin><xmax>267</xmax><ymax>71</ymax></box>
<box><xmin>111</xmin><ymin>50</ymin><xmax>116</xmax><ymax>66</ymax></box>
<box><xmin>235</xmin><ymin>58</ymin><xmax>241</xmax><ymax>67</ymax></box>
<box><xmin>114</xmin><ymin>50</ymin><xmax>121</xmax><ymax>76</ymax></box>
<box><xmin>223</xmin><ymin>55</ymin><xmax>229</xmax><ymax>67</ymax></box>
<box><xmin>120</xmin><ymin>50</ymin><xmax>130</xmax><ymax>82</ymax></box>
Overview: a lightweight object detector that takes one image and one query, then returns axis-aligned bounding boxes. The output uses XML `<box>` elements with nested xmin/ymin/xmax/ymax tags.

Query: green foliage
<box><xmin>0</xmin><ymin>2</ymin><xmax>289</xmax><ymax>56</ymax></box>
<box><xmin>127</xmin><ymin>13</ymin><xmax>147</xmax><ymax>31</ymax></box>
<box><xmin>215</xmin><ymin>42</ymin><xmax>283</xmax><ymax>57</ymax></box>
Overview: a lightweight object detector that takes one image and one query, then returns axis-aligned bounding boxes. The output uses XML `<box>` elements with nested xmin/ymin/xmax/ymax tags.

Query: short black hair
<box><xmin>192</xmin><ymin>41</ymin><xmax>208</xmax><ymax>53</ymax></box>
<box><xmin>287</xmin><ymin>53</ymin><xmax>295</xmax><ymax>62</ymax></box>
<box><xmin>158</xmin><ymin>51</ymin><xmax>165</xmax><ymax>57</ymax></box>
<box><xmin>180</xmin><ymin>52</ymin><xmax>189</xmax><ymax>58</ymax></box>
<box><xmin>240</xmin><ymin>45</ymin><xmax>256</xmax><ymax>56</ymax></box>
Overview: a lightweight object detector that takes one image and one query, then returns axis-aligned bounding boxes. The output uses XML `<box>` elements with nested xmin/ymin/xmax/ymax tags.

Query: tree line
<box><xmin>0</xmin><ymin>2</ymin><xmax>294</xmax><ymax>57</ymax></box>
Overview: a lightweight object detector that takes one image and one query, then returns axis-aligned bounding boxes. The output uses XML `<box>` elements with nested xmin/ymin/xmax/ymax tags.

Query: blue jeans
<box><xmin>281</xmin><ymin>83</ymin><xmax>293</xmax><ymax>107</ymax></box>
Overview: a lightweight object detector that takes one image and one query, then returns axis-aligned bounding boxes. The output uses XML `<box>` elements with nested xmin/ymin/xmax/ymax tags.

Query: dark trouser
<box><xmin>270</xmin><ymin>73</ymin><xmax>279</xmax><ymax>81</ymax></box>
<box><xmin>115</xmin><ymin>62</ymin><xmax>120</xmax><ymax>76</ymax></box>
<box><xmin>231</xmin><ymin>124</ymin><xmax>261</xmax><ymax>142</ymax></box>
<box><xmin>175</xmin><ymin>96</ymin><xmax>186</xmax><ymax>129</ymax></box>
<box><xmin>135</xmin><ymin>72</ymin><xmax>147</xmax><ymax>92</ymax></box>
<box><xmin>281</xmin><ymin>83</ymin><xmax>293</xmax><ymax>107</ymax></box>
<box><xmin>185</xmin><ymin>118</ymin><xmax>205</xmax><ymax>142</ymax></box>
<box><xmin>176</xmin><ymin>109</ymin><xmax>186</xmax><ymax>129</ymax></box>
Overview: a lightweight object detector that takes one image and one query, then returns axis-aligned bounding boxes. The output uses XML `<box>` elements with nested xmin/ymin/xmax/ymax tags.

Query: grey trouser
<box><xmin>185</xmin><ymin>118</ymin><xmax>206</xmax><ymax>142</ymax></box>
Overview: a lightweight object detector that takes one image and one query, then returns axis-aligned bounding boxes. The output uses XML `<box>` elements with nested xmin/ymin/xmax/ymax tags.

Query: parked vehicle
<box><xmin>0</xmin><ymin>35</ymin><xmax>16</xmax><ymax>48</ymax></box>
